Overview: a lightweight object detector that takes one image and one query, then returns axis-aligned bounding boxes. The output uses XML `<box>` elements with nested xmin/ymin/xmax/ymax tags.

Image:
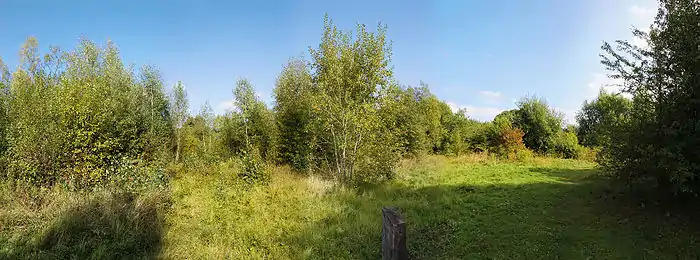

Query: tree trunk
<box><xmin>175</xmin><ymin>132</ymin><xmax>180</xmax><ymax>162</ymax></box>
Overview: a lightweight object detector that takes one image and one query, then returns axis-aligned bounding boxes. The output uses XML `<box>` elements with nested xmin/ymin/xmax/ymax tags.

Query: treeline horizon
<box><xmin>1</xmin><ymin>0</ymin><xmax>698</xmax><ymax>198</ymax></box>
<box><xmin>0</xmin><ymin>15</ymin><xmax>590</xmax><ymax>188</ymax></box>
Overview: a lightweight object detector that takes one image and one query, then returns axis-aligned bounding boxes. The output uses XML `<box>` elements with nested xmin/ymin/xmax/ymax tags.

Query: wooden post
<box><xmin>382</xmin><ymin>207</ymin><xmax>408</xmax><ymax>260</ymax></box>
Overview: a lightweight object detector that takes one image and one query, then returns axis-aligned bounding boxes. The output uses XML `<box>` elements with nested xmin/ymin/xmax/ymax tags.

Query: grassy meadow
<box><xmin>3</xmin><ymin>155</ymin><xmax>699</xmax><ymax>259</ymax></box>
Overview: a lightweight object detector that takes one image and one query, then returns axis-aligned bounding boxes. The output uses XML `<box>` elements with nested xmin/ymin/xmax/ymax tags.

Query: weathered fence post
<box><xmin>382</xmin><ymin>207</ymin><xmax>408</xmax><ymax>260</ymax></box>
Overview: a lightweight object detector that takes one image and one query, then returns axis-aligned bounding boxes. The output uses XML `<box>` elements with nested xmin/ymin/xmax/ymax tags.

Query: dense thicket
<box><xmin>598</xmin><ymin>0</ymin><xmax>700</xmax><ymax>194</ymax></box>
<box><xmin>2</xmin><ymin>38</ymin><xmax>173</xmax><ymax>188</ymax></box>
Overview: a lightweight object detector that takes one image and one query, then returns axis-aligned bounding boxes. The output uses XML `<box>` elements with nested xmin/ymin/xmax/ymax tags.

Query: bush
<box><xmin>4</xmin><ymin>38</ymin><xmax>173</xmax><ymax>189</ymax></box>
<box><xmin>512</xmin><ymin>97</ymin><xmax>564</xmax><ymax>154</ymax></box>
<box><xmin>576</xmin><ymin>146</ymin><xmax>598</xmax><ymax>162</ymax></box>
<box><xmin>239</xmin><ymin>147</ymin><xmax>268</xmax><ymax>185</ymax></box>
<box><xmin>53</xmin><ymin>158</ymin><xmax>169</xmax><ymax>192</ymax></box>
<box><xmin>464</xmin><ymin>122</ymin><xmax>492</xmax><ymax>152</ymax></box>
<box><xmin>353</xmin><ymin>132</ymin><xmax>400</xmax><ymax>183</ymax></box>
<box><xmin>491</xmin><ymin>125</ymin><xmax>528</xmax><ymax>160</ymax></box>
<box><xmin>514</xmin><ymin>149</ymin><xmax>535</xmax><ymax>162</ymax></box>
<box><xmin>552</xmin><ymin>132</ymin><xmax>580</xmax><ymax>159</ymax></box>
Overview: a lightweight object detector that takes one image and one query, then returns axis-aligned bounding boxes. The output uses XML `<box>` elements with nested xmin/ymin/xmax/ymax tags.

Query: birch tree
<box><xmin>171</xmin><ymin>81</ymin><xmax>189</xmax><ymax>162</ymax></box>
<box><xmin>309</xmin><ymin>15</ymin><xmax>397</xmax><ymax>182</ymax></box>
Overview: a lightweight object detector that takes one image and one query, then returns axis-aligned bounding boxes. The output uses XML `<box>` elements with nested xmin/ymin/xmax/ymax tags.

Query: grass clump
<box><xmin>0</xmin><ymin>186</ymin><xmax>170</xmax><ymax>260</ymax></box>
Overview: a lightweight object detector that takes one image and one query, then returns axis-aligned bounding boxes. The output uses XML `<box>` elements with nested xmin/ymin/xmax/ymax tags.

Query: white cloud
<box><xmin>628</xmin><ymin>4</ymin><xmax>657</xmax><ymax>49</ymax></box>
<box><xmin>255</xmin><ymin>91</ymin><xmax>265</xmax><ymax>99</ymax></box>
<box><xmin>631</xmin><ymin>36</ymin><xmax>649</xmax><ymax>49</ymax></box>
<box><xmin>628</xmin><ymin>4</ymin><xmax>656</xmax><ymax>25</ymax></box>
<box><xmin>587</xmin><ymin>72</ymin><xmax>623</xmax><ymax>95</ymax></box>
<box><xmin>557</xmin><ymin>108</ymin><xmax>578</xmax><ymax>126</ymax></box>
<box><xmin>477</xmin><ymin>90</ymin><xmax>504</xmax><ymax>104</ymax></box>
<box><xmin>216</xmin><ymin>99</ymin><xmax>235</xmax><ymax>114</ymax></box>
<box><xmin>446</xmin><ymin>101</ymin><xmax>505</xmax><ymax>122</ymax></box>
<box><xmin>216</xmin><ymin>91</ymin><xmax>273</xmax><ymax>115</ymax></box>
<box><xmin>478</xmin><ymin>90</ymin><xmax>502</xmax><ymax>99</ymax></box>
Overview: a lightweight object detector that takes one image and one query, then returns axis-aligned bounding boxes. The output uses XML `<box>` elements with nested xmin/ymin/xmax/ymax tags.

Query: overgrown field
<box><xmin>5</xmin><ymin>155</ymin><xmax>697</xmax><ymax>259</ymax></box>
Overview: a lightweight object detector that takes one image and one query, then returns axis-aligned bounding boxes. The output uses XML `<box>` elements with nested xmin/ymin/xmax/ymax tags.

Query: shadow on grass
<box><xmin>1</xmin><ymin>191</ymin><xmax>169</xmax><ymax>260</ymax></box>
<box><xmin>286</xmin><ymin>167</ymin><xmax>700</xmax><ymax>259</ymax></box>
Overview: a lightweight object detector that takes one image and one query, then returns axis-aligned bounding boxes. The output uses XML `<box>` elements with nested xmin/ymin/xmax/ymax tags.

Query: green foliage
<box><xmin>219</xmin><ymin>112</ymin><xmax>247</xmax><ymax>157</ymax></box>
<box><xmin>493</xmin><ymin>109</ymin><xmax>518</xmax><ymax>127</ymax></box>
<box><xmin>379</xmin><ymin>83</ymin><xmax>431</xmax><ymax>156</ymax></box>
<box><xmin>274</xmin><ymin>58</ymin><xmax>314</xmax><ymax>170</ymax></box>
<box><xmin>4</xmin><ymin>37</ymin><xmax>173</xmax><ymax>188</ymax></box>
<box><xmin>1</xmin><ymin>188</ymin><xmax>169</xmax><ymax>259</ymax></box>
<box><xmin>160</xmin><ymin>155</ymin><xmax>700</xmax><ymax>258</ymax></box>
<box><xmin>239</xmin><ymin>147</ymin><xmax>268</xmax><ymax>184</ymax></box>
<box><xmin>599</xmin><ymin>0</ymin><xmax>700</xmax><ymax>195</ymax></box>
<box><xmin>576</xmin><ymin>90</ymin><xmax>632</xmax><ymax>147</ymax></box>
<box><xmin>436</xmin><ymin>108</ymin><xmax>471</xmax><ymax>155</ymax></box>
<box><xmin>513</xmin><ymin>97</ymin><xmax>564</xmax><ymax>154</ymax></box>
<box><xmin>462</xmin><ymin>121</ymin><xmax>492</xmax><ymax>152</ymax></box>
<box><xmin>180</xmin><ymin>114</ymin><xmax>222</xmax><ymax>164</ymax></box>
<box><xmin>552</xmin><ymin>131</ymin><xmax>581</xmax><ymax>159</ymax></box>
<box><xmin>307</xmin><ymin>15</ymin><xmax>398</xmax><ymax>183</ymax></box>
<box><xmin>171</xmin><ymin>81</ymin><xmax>189</xmax><ymax>162</ymax></box>
<box><xmin>232</xmin><ymin>79</ymin><xmax>278</xmax><ymax>161</ymax></box>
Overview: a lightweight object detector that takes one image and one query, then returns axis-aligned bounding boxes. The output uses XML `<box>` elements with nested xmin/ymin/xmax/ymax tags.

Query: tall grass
<box><xmin>160</xmin><ymin>155</ymin><xmax>700</xmax><ymax>259</ymax></box>
<box><xmin>0</xmin><ymin>185</ymin><xmax>169</xmax><ymax>259</ymax></box>
<box><xmin>3</xmin><ymin>155</ymin><xmax>700</xmax><ymax>259</ymax></box>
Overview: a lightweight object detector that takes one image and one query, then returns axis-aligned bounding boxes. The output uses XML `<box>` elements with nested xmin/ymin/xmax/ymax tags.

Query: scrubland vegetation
<box><xmin>1</xmin><ymin>0</ymin><xmax>699</xmax><ymax>259</ymax></box>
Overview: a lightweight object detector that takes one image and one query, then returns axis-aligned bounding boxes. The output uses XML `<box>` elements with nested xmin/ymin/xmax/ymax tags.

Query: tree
<box><xmin>231</xmin><ymin>78</ymin><xmax>275</xmax><ymax>183</ymax></box>
<box><xmin>137</xmin><ymin>65</ymin><xmax>173</xmax><ymax>161</ymax></box>
<box><xmin>513</xmin><ymin>97</ymin><xmax>564</xmax><ymax>153</ymax></box>
<box><xmin>493</xmin><ymin>109</ymin><xmax>518</xmax><ymax>128</ymax></box>
<box><xmin>0</xmin><ymin>57</ymin><xmax>10</xmax><ymax>162</ymax></box>
<box><xmin>233</xmin><ymin>78</ymin><xmax>277</xmax><ymax>161</ymax></box>
<box><xmin>171</xmin><ymin>81</ymin><xmax>189</xmax><ymax>162</ymax></box>
<box><xmin>274</xmin><ymin>57</ymin><xmax>314</xmax><ymax>170</ymax></box>
<box><xmin>308</xmin><ymin>15</ymin><xmax>397</xmax><ymax>182</ymax></box>
<box><xmin>378</xmin><ymin>82</ymin><xmax>441</xmax><ymax>156</ymax></box>
<box><xmin>199</xmin><ymin>101</ymin><xmax>214</xmax><ymax>154</ymax></box>
<box><xmin>599</xmin><ymin>0</ymin><xmax>700</xmax><ymax>194</ymax></box>
<box><xmin>575</xmin><ymin>90</ymin><xmax>632</xmax><ymax>147</ymax></box>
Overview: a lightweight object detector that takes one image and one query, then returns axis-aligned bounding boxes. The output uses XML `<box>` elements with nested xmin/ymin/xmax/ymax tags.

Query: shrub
<box><xmin>239</xmin><ymin>147</ymin><xmax>268</xmax><ymax>185</ymax></box>
<box><xmin>55</xmin><ymin>158</ymin><xmax>169</xmax><ymax>192</ymax></box>
<box><xmin>464</xmin><ymin>121</ymin><xmax>492</xmax><ymax>152</ymax></box>
<box><xmin>4</xmin><ymin>38</ymin><xmax>173</xmax><ymax>189</ymax></box>
<box><xmin>512</xmin><ymin>97</ymin><xmax>564</xmax><ymax>154</ymax></box>
<box><xmin>491</xmin><ymin>125</ymin><xmax>528</xmax><ymax>160</ymax></box>
<box><xmin>576</xmin><ymin>146</ymin><xmax>599</xmax><ymax>162</ymax></box>
<box><xmin>514</xmin><ymin>148</ymin><xmax>535</xmax><ymax>162</ymax></box>
<box><xmin>552</xmin><ymin>132</ymin><xmax>580</xmax><ymax>159</ymax></box>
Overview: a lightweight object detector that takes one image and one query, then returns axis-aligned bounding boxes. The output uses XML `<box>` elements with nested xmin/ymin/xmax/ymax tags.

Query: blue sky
<box><xmin>0</xmin><ymin>0</ymin><xmax>658</xmax><ymax>123</ymax></box>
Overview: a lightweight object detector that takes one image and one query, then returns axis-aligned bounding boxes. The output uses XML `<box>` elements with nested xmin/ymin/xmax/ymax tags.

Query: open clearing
<box><xmin>161</xmin><ymin>155</ymin><xmax>700</xmax><ymax>259</ymax></box>
<box><xmin>3</xmin><ymin>155</ymin><xmax>700</xmax><ymax>259</ymax></box>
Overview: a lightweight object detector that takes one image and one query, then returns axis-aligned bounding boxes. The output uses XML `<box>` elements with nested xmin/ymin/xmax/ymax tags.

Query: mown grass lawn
<box><xmin>3</xmin><ymin>155</ymin><xmax>699</xmax><ymax>259</ymax></box>
<box><xmin>160</xmin><ymin>155</ymin><xmax>700</xmax><ymax>259</ymax></box>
